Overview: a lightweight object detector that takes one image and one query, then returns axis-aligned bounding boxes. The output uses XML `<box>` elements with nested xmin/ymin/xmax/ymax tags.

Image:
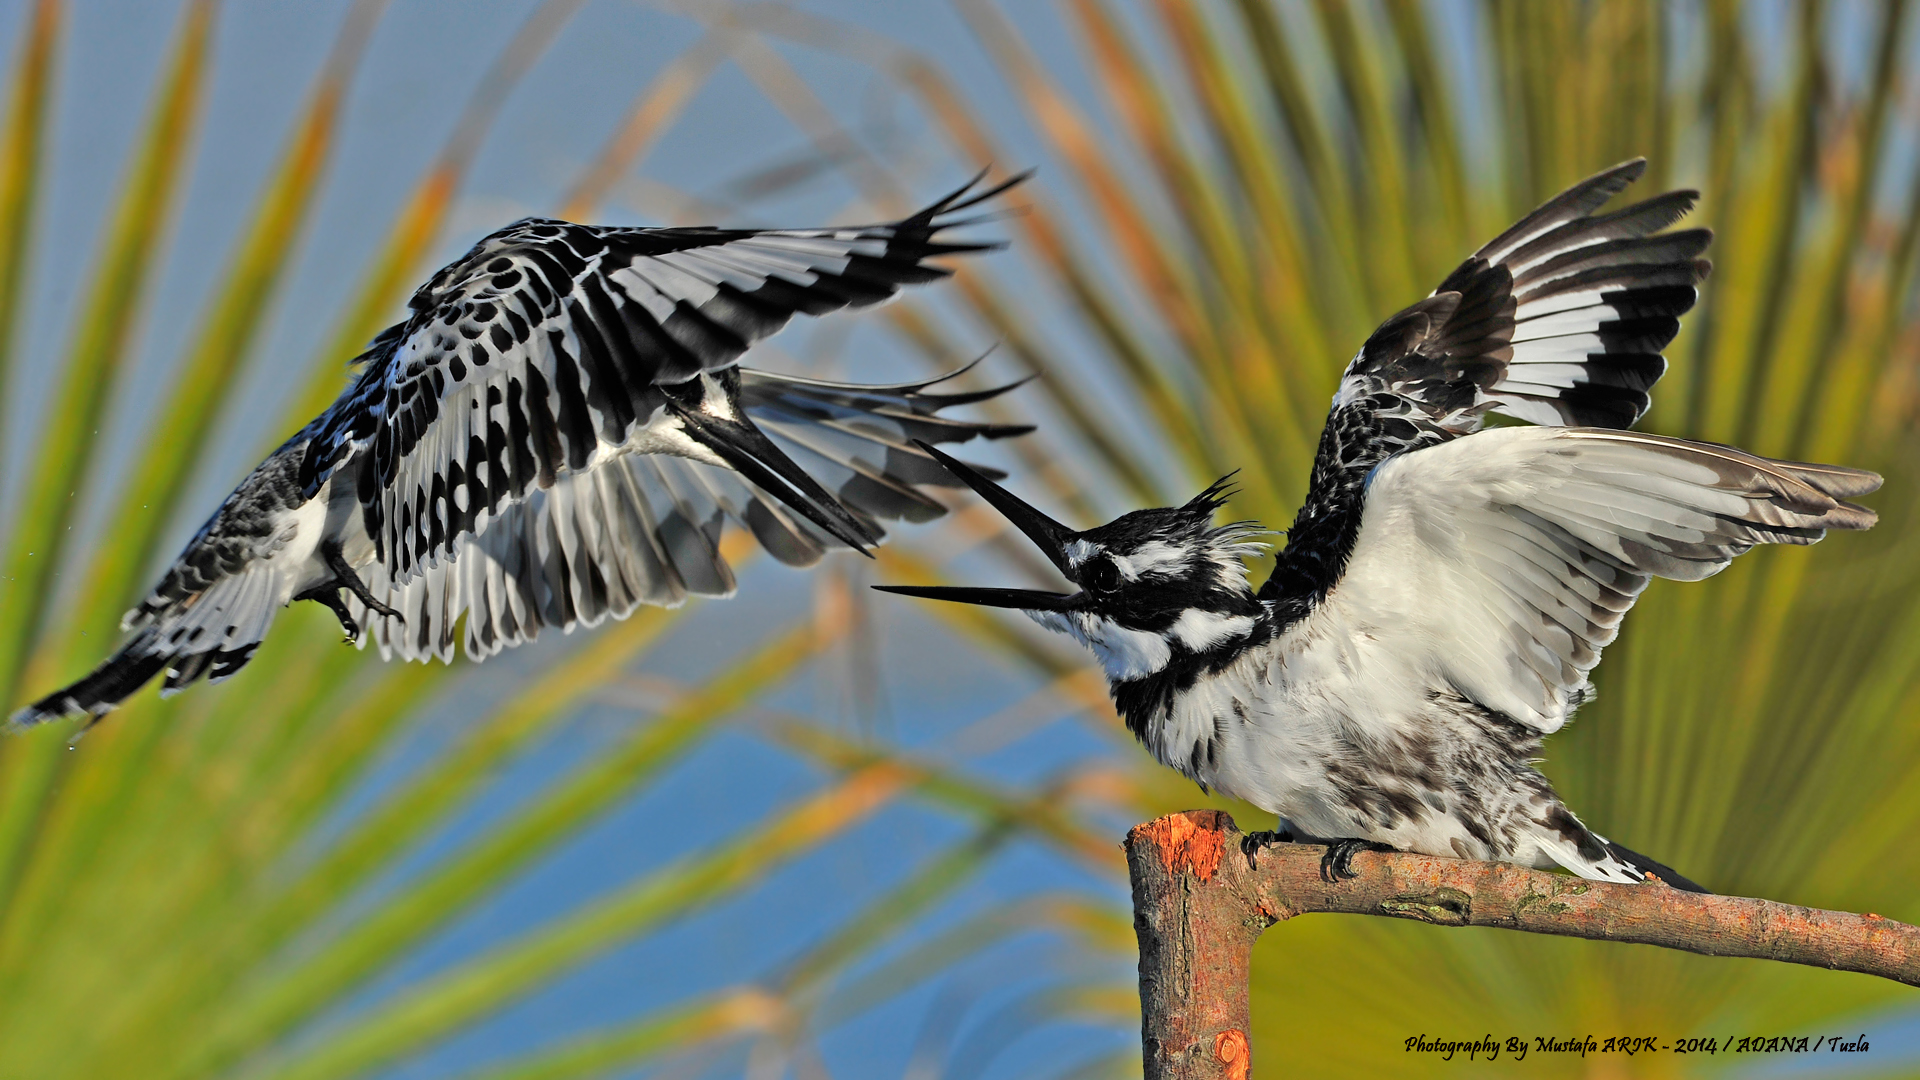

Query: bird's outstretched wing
<box><xmin>346</xmin><ymin>366</ymin><xmax>1032</xmax><ymax>662</ymax></box>
<box><xmin>1261</xmin><ymin>160</ymin><xmax>1714</xmax><ymax>610</ymax></box>
<box><xmin>1334</xmin><ymin>158</ymin><xmax>1709</xmax><ymax>436</ymax></box>
<box><xmin>303</xmin><ymin>170</ymin><xmax>1028</xmax><ymax>579</ymax></box>
<box><xmin>1332</xmin><ymin>426</ymin><xmax>1879</xmax><ymax>732</ymax></box>
<box><xmin>8</xmin><ymin>428</ymin><xmax>335</xmax><ymax>729</ymax></box>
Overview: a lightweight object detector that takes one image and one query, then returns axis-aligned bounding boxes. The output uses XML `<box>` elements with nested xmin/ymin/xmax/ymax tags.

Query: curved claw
<box><xmin>322</xmin><ymin>541</ymin><xmax>401</xmax><ymax>622</ymax></box>
<box><xmin>1239</xmin><ymin>828</ymin><xmax>1292</xmax><ymax>869</ymax></box>
<box><xmin>295</xmin><ymin>585</ymin><xmax>361</xmax><ymax>644</ymax></box>
<box><xmin>1319</xmin><ymin>838</ymin><xmax>1393</xmax><ymax>883</ymax></box>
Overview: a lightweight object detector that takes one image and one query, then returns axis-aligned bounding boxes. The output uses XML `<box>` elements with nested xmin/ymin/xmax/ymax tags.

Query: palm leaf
<box><xmin>0</xmin><ymin>0</ymin><xmax>211</xmax><ymax>704</ymax></box>
<box><xmin>0</xmin><ymin>0</ymin><xmax>59</xmax><ymax>468</ymax></box>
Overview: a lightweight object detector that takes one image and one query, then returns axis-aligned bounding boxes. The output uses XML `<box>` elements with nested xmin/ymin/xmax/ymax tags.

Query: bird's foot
<box><xmin>321</xmin><ymin>540</ymin><xmax>401</xmax><ymax>621</ymax></box>
<box><xmin>295</xmin><ymin>586</ymin><xmax>361</xmax><ymax>644</ymax></box>
<box><xmin>1240</xmin><ymin>827</ymin><xmax>1296</xmax><ymax>868</ymax></box>
<box><xmin>1319</xmin><ymin>838</ymin><xmax>1393</xmax><ymax>883</ymax></box>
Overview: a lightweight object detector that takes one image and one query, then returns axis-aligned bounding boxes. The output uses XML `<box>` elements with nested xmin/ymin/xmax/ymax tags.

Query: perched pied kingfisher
<box><xmin>880</xmin><ymin>160</ymin><xmax>1881</xmax><ymax>892</ymax></box>
<box><xmin>12</xmin><ymin>172</ymin><xmax>1033</xmax><ymax>729</ymax></box>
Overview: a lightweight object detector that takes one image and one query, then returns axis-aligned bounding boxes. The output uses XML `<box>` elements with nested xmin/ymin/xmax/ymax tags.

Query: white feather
<box><xmin>1510</xmin><ymin>306</ymin><xmax>1620</xmax><ymax>340</ymax></box>
<box><xmin>1112</xmin><ymin>540</ymin><xmax>1186</xmax><ymax>581</ymax></box>
<box><xmin>1026</xmin><ymin>610</ymin><xmax>1172</xmax><ymax>681</ymax></box>
<box><xmin>1170</xmin><ymin>609</ymin><xmax>1255</xmax><ymax>652</ymax></box>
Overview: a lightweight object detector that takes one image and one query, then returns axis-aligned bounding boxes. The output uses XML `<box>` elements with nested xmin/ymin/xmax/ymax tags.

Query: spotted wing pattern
<box><xmin>8</xmin><ymin>175</ymin><xmax>1032</xmax><ymax>728</ymax></box>
<box><xmin>301</xmin><ymin>172</ymin><xmax>1025</xmax><ymax>582</ymax></box>
<box><xmin>10</xmin><ymin>433</ymin><xmax>325</xmax><ymax>727</ymax></box>
<box><xmin>346</xmin><ymin>367</ymin><xmax>1031</xmax><ymax>662</ymax></box>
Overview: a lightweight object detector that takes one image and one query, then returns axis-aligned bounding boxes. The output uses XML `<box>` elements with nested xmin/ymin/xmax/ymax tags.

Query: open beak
<box><xmin>871</xmin><ymin>440</ymin><xmax>1082</xmax><ymax>610</ymax></box>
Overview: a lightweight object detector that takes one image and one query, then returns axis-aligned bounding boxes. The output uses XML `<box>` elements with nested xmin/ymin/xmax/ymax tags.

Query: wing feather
<box><xmin>1334</xmin><ymin>158</ymin><xmax>1709</xmax><ymax>436</ymax></box>
<box><xmin>1338</xmin><ymin>426</ymin><xmax>1879</xmax><ymax>732</ymax></box>
<box><xmin>344</xmin><ymin>361</ymin><xmax>1029</xmax><ymax>662</ymax></box>
<box><xmin>302</xmin><ymin>172</ymin><xmax>1028</xmax><ymax>585</ymax></box>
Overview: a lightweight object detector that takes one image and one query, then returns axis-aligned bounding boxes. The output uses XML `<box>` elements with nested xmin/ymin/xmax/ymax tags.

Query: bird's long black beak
<box><xmin>910</xmin><ymin>440</ymin><xmax>1076</xmax><ymax>574</ymax></box>
<box><xmin>669</xmin><ymin>377</ymin><xmax>879</xmax><ymax>554</ymax></box>
<box><xmin>872</xmin><ymin>440</ymin><xmax>1082</xmax><ymax>610</ymax></box>
<box><xmin>871</xmin><ymin>584</ymin><xmax>1074</xmax><ymax>610</ymax></box>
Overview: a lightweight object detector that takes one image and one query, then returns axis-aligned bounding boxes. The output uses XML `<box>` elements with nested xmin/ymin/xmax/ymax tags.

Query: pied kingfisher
<box><xmin>13</xmin><ymin>172</ymin><xmax>1032</xmax><ymax>729</ymax></box>
<box><xmin>881</xmin><ymin>160</ymin><xmax>1881</xmax><ymax>892</ymax></box>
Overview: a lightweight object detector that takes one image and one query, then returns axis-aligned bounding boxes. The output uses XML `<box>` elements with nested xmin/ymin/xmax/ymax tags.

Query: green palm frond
<box><xmin>0</xmin><ymin>0</ymin><xmax>56</xmax><ymax>474</ymax></box>
<box><xmin>0</xmin><ymin>0</ymin><xmax>211</xmax><ymax>708</ymax></box>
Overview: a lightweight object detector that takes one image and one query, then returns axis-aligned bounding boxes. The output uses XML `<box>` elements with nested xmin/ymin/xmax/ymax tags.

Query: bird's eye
<box><xmin>1083</xmin><ymin>559</ymin><xmax>1121</xmax><ymax>593</ymax></box>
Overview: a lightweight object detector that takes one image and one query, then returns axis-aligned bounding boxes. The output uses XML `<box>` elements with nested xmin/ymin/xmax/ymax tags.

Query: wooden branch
<box><xmin>1124</xmin><ymin>810</ymin><xmax>1920</xmax><ymax>1080</ymax></box>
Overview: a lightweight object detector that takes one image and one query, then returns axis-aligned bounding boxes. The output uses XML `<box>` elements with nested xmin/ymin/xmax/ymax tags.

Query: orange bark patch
<box><xmin>1215</xmin><ymin>1028</ymin><xmax>1251</xmax><ymax>1080</ymax></box>
<box><xmin>1134</xmin><ymin>810</ymin><xmax>1229</xmax><ymax>882</ymax></box>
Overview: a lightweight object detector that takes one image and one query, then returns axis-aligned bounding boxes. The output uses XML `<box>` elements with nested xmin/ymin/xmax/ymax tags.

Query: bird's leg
<box><xmin>294</xmin><ymin>584</ymin><xmax>361</xmax><ymax>643</ymax></box>
<box><xmin>65</xmin><ymin>711</ymin><xmax>107</xmax><ymax>748</ymax></box>
<box><xmin>1320</xmin><ymin>838</ymin><xmax>1394</xmax><ymax>883</ymax></box>
<box><xmin>320</xmin><ymin>539</ymin><xmax>401</xmax><ymax>621</ymax></box>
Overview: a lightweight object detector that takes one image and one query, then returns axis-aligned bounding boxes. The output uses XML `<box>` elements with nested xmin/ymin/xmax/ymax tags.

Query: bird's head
<box><xmin>876</xmin><ymin>443</ymin><xmax>1268</xmax><ymax>683</ymax></box>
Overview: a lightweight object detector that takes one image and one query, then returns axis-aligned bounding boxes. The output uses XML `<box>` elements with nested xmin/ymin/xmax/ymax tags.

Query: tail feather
<box><xmin>1524</xmin><ymin>799</ymin><xmax>1712</xmax><ymax>893</ymax></box>
<box><xmin>7</xmin><ymin>628</ymin><xmax>267</xmax><ymax>730</ymax></box>
<box><xmin>9</xmin><ymin>568</ymin><xmax>284</xmax><ymax>728</ymax></box>
<box><xmin>740</xmin><ymin>364</ymin><xmax>1032</xmax><ymax>527</ymax></box>
<box><xmin>1603</xmin><ymin>839</ymin><xmax>1711</xmax><ymax>894</ymax></box>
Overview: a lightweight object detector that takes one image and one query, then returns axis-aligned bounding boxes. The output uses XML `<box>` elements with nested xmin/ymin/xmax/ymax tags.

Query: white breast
<box><xmin>275</xmin><ymin>485</ymin><xmax>339</xmax><ymax>602</ymax></box>
<box><xmin>1157</xmin><ymin>585</ymin><xmax>1453</xmax><ymax>839</ymax></box>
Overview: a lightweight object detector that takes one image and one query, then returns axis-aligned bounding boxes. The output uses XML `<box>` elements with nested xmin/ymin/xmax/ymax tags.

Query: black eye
<box><xmin>1082</xmin><ymin>559</ymin><xmax>1120</xmax><ymax>593</ymax></box>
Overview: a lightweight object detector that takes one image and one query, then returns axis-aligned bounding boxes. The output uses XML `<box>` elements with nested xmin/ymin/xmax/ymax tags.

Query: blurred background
<box><xmin>0</xmin><ymin>1</ymin><xmax>1916</xmax><ymax>1077</ymax></box>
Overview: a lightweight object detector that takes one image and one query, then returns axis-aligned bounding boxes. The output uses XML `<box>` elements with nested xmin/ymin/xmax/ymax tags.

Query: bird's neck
<box><xmin>1098</xmin><ymin>596</ymin><xmax>1271</xmax><ymax>745</ymax></box>
<box><xmin>1263</xmin><ymin>400</ymin><xmax>1440</xmax><ymax>618</ymax></box>
<box><xmin>1098</xmin><ymin>407</ymin><xmax>1436</xmax><ymax>745</ymax></box>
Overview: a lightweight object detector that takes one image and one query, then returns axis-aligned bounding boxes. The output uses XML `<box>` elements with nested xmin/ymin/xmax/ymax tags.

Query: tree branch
<box><xmin>1124</xmin><ymin>809</ymin><xmax>1920</xmax><ymax>1080</ymax></box>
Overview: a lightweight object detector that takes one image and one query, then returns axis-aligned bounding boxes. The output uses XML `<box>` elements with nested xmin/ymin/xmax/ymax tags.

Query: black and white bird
<box><xmin>880</xmin><ymin>160</ymin><xmax>1881</xmax><ymax>892</ymax></box>
<box><xmin>12</xmin><ymin>172</ymin><xmax>1032</xmax><ymax>729</ymax></box>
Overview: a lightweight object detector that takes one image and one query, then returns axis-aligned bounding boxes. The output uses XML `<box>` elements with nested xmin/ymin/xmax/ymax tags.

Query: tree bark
<box><xmin>1124</xmin><ymin>809</ymin><xmax>1920</xmax><ymax>1080</ymax></box>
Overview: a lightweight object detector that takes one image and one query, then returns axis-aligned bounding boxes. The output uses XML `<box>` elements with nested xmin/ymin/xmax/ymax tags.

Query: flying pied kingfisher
<box><xmin>12</xmin><ymin>172</ymin><xmax>1033</xmax><ymax>730</ymax></box>
<box><xmin>879</xmin><ymin>160</ymin><xmax>1881</xmax><ymax>892</ymax></box>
